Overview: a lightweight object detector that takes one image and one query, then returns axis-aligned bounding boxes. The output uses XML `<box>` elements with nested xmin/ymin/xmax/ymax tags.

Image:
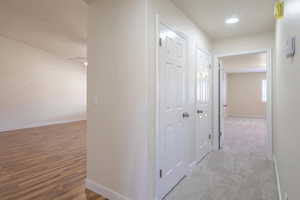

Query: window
<box><xmin>262</xmin><ymin>80</ymin><xmax>267</xmax><ymax>102</ymax></box>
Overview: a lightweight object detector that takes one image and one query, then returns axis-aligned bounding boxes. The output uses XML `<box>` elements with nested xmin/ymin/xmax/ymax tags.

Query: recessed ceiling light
<box><xmin>225</xmin><ymin>17</ymin><xmax>239</xmax><ymax>24</ymax></box>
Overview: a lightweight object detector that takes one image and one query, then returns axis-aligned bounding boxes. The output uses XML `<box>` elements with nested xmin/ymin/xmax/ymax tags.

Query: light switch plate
<box><xmin>286</xmin><ymin>36</ymin><xmax>296</xmax><ymax>58</ymax></box>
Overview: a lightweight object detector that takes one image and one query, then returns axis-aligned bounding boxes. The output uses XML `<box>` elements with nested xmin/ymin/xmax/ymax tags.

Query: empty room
<box><xmin>218</xmin><ymin>53</ymin><xmax>275</xmax><ymax>198</ymax></box>
<box><xmin>0</xmin><ymin>0</ymin><xmax>98</xmax><ymax>199</ymax></box>
<box><xmin>220</xmin><ymin>52</ymin><xmax>270</xmax><ymax>158</ymax></box>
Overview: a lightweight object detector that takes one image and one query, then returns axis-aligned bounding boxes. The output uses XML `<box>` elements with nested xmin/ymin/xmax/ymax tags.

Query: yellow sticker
<box><xmin>274</xmin><ymin>0</ymin><xmax>284</xmax><ymax>19</ymax></box>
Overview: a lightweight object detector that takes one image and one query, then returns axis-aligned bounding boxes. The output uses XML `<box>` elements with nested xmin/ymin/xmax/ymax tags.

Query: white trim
<box><xmin>226</xmin><ymin>114</ymin><xmax>266</xmax><ymax>119</ymax></box>
<box><xmin>273</xmin><ymin>156</ymin><xmax>282</xmax><ymax>200</ymax></box>
<box><xmin>155</xmin><ymin>14</ymin><xmax>161</xmax><ymax>200</ymax></box>
<box><xmin>0</xmin><ymin>119</ymin><xmax>86</xmax><ymax>133</ymax></box>
<box><xmin>213</xmin><ymin>48</ymin><xmax>273</xmax><ymax>160</ymax></box>
<box><xmin>85</xmin><ymin>179</ymin><xmax>130</xmax><ymax>200</ymax></box>
<box><xmin>155</xmin><ymin>14</ymin><xmax>160</xmax><ymax>196</ymax></box>
<box><xmin>215</xmin><ymin>49</ymin><xmax>270</xmax><ymax>58</ymax></box>
<box><xmin>212</xmin><ymin>56</ymin><xmax>219</xmax><ymax>151</ymax></box>
<box><xmin>266</xmin><ymin>48</ymin><xmax>273</xmax><ymax>160</ymax></box>
<box><xmin>225</xmin><ymin>67</ymin><xmax>267</xmax><ymax>73</ymax></box>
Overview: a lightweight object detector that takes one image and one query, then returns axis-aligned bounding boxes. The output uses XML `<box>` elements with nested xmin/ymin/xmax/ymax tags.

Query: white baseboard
<box><xmin>85</xmin><ymin>179</ymin><xmax>130</xmax><ymax>200</ymax></box>
<box><xmin>273</xmin><ymin>156</ymin><xmax>282</xmax><ymax>200</ymax></box>
<box><xmin>227</xmin><ymin>114</ymin><xmax>265</xmax><ymax>119</ymax></box>
<box><xmin>0</xmin><ymin>119</ymin><xmax>86</xmax><ymax>133</ymax></box>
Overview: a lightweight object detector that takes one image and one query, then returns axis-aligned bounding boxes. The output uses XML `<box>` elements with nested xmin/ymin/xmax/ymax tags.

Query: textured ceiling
<box><xmin>0</xmin><ymin>0</ymin><xmax>87</xmax><ymax>61</ymax></box>
<box><xmin>172</xmin><ymin>0</ymin><xmax>276</xmax><ymax>40</ymax></box>
<box><xmin>0</xmin><ymin>0</ymin><xmax>275</xmax><ymax>61</ymax></box>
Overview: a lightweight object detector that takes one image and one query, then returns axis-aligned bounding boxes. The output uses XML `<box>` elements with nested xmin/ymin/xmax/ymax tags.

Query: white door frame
<box><xmin>212</xmin><ymin>48</ymin><xmax>273</xmax><ymax>160</ymax></box>
<box><xmin>155</xmin><ymin>15</ymin><xmax>190</xmax><ymax>200</ymax></box>
<box><xmin>194</xmin><ymin>47</ymin><xmax>213</xmax><ymax>159</ymax></box>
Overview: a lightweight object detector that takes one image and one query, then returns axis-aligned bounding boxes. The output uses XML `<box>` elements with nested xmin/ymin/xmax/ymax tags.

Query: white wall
<box><xmin>213</xmin><ymin>32</ymin><xmax>275</xmax><ymax>55</ymax></box>
<box><xmin>0</xmin><ymin>35</ymin><xmax>86</xmax><ymax>132</ymax></box>
<box><xmin>227</xmin><ymin>72</ymin><xmax>266</xmax><ymax>118</ymax></box>
<box><xmin>86</xmin><ymin>0</ymin><xmax>211</xmax><ymax>199</ymax></box>
<box><xmin>221</xmin><ymin>53</ymin><xmax>267</xmax><ymax>72</ymax></box>
<box><xmin>274</xmin><ymin>0</ymin><xmax>300</xmax><ymax>199</ymax></box>
<box><xmin>87</xmin><ymin>1</ymin><xmax>150</xmax><ymax>200</ymax></box>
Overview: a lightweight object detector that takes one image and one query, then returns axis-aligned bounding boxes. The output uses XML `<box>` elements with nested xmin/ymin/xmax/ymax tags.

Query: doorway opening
<box><xmin>214</xmin><ymin>49</ymin><xmax>273</xmax><ymax>160</ymax></box>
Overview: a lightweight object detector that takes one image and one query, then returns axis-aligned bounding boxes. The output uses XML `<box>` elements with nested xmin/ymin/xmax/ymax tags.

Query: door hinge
<box><xmin>219</xmin><ymin>62</ymin><xmax>224</xmax><ymax>70</ymax></box>
<box><xmin>209</xmin><ymin>134</ymin><xmax>212</xmax><ymax>140</ymax></box>
<box><xmin>159</xmin><ymin>37</ymin><xmax>162</xmax><ymax>47</ymax></box>
<box><xmin>159</xmin><ymin>169</ymin><xmax>163</xmax><ymax>178</ymax></box>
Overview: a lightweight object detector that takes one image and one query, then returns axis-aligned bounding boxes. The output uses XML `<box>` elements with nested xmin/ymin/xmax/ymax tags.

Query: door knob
<box><xmin>197</xmin><ymin>110</ymin><xmax>204</xmax><ymax>114</ymax></box>
<box><xmin>182</xmin><ymin>112</ymin><xmax>190</xmax><ymax>118</ymax></box>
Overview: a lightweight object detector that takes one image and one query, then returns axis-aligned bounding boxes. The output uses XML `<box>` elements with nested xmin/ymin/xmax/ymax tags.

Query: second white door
<box><xmin>195</xmin><ymin>49</ymin><xmax>212</xmax><ymax>162</ymax></box>
<box><xmin>219</xmin><ymin>60</ymin><xmax>225</xmax><ymax>149</ymax></box>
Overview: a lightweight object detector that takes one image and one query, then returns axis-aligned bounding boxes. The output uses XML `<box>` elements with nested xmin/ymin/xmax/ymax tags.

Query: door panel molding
<box><xmin>195</xmin><ymin>47</ymin><xmax>213</xmax><ymax>162</ymax></box>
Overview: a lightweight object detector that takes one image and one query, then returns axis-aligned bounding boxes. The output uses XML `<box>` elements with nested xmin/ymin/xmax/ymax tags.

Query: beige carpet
<box><xmin>166</xmin><ymin>118</ymin><xmax>278</xmax><ymax>200</ymax></box>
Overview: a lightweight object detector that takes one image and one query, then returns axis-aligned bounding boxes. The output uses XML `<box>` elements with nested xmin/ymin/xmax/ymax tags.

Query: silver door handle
<box><xmin>182</xmin><ymin>112</ymin><xmax>190</xmax><ymax>118</ymax></box>
<box><xmin>197</xmin><ymin>110</ymin><xmax>204</xmax><ymax>114</ymax></box>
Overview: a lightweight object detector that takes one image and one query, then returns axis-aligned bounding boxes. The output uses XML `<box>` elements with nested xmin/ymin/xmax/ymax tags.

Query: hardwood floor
<box><xmin>0</xmin><ymin>121</ymin><xmax>107</xmax><ymax>200</ymax></box>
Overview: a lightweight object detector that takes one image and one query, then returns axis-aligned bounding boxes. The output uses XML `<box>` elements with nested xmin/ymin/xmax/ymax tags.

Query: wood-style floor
<box><xmin>0</xmin><ymin>121</ymin><xmax>107</xmax><ymax>200</ymax></box>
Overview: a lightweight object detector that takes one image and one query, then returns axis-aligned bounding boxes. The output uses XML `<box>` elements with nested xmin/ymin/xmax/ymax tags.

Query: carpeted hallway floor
<box><xmin>166</xmin><ymin>118</ymin><xmax>278</xmax><ymax>200</ymax></box>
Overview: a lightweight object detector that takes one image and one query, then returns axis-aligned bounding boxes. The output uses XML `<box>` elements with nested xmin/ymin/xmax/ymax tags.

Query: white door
<box><xmin>223</xmin><ymin>72</ymin><xmax>228</xmax><ymax>118</ymax></box>
<box><xmin>219</xmin><ymin>61</ymin><xmax>225</xmax><ymax>149</ymax></box>
<box><xmin>195</xmin><ymin>49</ymin><xmax>212</xmax><ymax>161</ymax></box>
<box><xmin>157</xmin><ymin>24</ymin><xmax>188</xmax><ymax>199</ymax></box>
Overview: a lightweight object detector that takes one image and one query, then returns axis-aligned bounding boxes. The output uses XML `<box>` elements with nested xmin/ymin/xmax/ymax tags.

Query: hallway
<box><xmin>166</xmin><ymin>118</ymin><xmax>278</xmax><ymax>200</ymax></box>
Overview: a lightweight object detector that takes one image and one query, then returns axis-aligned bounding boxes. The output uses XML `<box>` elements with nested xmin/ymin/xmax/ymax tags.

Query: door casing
<box><xmin>212</xmin><ymin>49</ymin><xmax>273</xmax><ymax>160</ymax></box>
